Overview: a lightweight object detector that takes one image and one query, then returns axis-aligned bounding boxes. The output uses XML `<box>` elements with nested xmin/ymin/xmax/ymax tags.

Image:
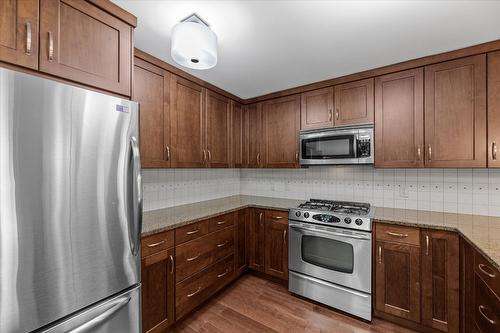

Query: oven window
<box><xmin>301</xmin><ymin>235</ymin><xmax>354</xmax><ymax>273</ymax></box>
<box><xmin>301</xmin><ymin>135</ymin><xmax>355</xmax><ymax>159</ymax></box>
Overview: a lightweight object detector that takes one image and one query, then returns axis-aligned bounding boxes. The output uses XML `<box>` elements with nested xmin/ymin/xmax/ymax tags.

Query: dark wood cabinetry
<box><xmin>39</xmin><ymin>0</ymin><xmax>133</xmax><ymax>96</ymax></box>
<box><xmin>235</xmin><ymin>209</ymin><xmax>248</xmax><ymax>275</ymax></box>
<box><xmin>334</xmin><ymin>78</ymin><xmax>374</xmax><ymax>126</ymax></box>
<box><xmin>231</xmin><ymin>101</ymin><xmax>245</xmax><ymax>167</ymax></box>
<box><xmin>375</xmin><ymin>68</ymin><xmax>424</xmax><ymax>168</ymax></box>
<box><xmin>300</xmin><ymin>87</ymin><xmax>334</xmax><ymax>130</ymax></box>
<box><xmin>0</xmin><ymin>0</ymin><xmax>39</xmax><ymax>70</ymax></box>
<box><xmin>245</xmin><ymin>103</ymin><xmax>263</xmax><ymax>168</ymax></box>
<box><xmin>421</xmin><ymin>230</ymin><xmax>459</xmax><ymax>332</ymax></box>
<box><xmin>488</xmin><ymin>51</ymin><xmax>500</xmax><ymax>168</ymax></box>
<box><xmin>205</xmin><ymin>90</ymin><xmax>231</xmax><ymax>167</ymax></box>
<box><xmin>141</xmin><ymin>231</ymin><xmax>175</xmax><ymax>333</ymax></box>
<box><xmin>424</xmin><ymin>55</ymin><xmax>487</xmax><ymax>168</ymax></box>
<box><xmin>248</xmin><ymin>209</ymin><xmax>266</xmax><ymax>271</ymax></box>
<box><xmin>170</xmin><ymin>75</ymin><xmax>205</xmax><ymax>168</ymax></box>
<box><xmin>133</xmin><ymin>59</ymin><xmax>170</xmax><ymax>168</ymax></box>
<box><xmin>264</xmin><ymin>211</ymin><xmax>288</xmax><ymax>280</ymax></box>
<box><xmin>262</xmin><ymin>95</ymin><xmax>300</xmax><ymax>168</ymax></box>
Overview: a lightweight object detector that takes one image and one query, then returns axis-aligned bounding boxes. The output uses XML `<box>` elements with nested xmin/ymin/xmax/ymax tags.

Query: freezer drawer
<box><xmin>40</xmin><ymin>285</ymin><xmax>141</xmax><ymax>333</ymax></box>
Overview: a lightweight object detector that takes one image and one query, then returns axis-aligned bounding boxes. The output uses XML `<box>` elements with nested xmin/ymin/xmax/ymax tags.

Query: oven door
<box><xmin>299</xmin><ymin>129</ymin><xmax>358</xmax><ymax>165</ymax></box>
<box><xmin>288</xmin><ymin>221</ymin><xmax>372</xmax><ymax>293</ymax></box>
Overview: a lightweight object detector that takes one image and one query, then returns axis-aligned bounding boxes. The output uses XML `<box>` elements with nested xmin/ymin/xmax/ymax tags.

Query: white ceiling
<box><xmin>114</xmin><ymin>0</ymin><xmax>500</xmax><ymax>99</ymax></box>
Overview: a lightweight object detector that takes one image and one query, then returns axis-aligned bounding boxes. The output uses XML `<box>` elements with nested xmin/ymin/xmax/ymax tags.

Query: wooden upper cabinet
<box><xmin>424</xmin><ymin>55</ymin><xmax>486</xmax><ymax>168</ymax></box>
<box><xmin>301</xmin><ymin>87</ymin><xmax>334</xmax><ymax>130</ymax></box>
<box><xmin>334</xmin><ymin>78</ymin><xmax>374</xmax><ymax>126</ymax></box>
<box><xmin>0</xmin><ymin>0</ymin><xmax>39</xmax><ymax>70</ymax></box>
<box><xmin>262</xmin><ymin>95</ymin><xmax>300</xmax><ymax>168</ymax></box>
<box><xmin>133</xmin><ymin>59</ymin><xmax>170</xmax><ymax>168</ymax></box>
<box><xmin>170</xmin><ymin>75</ymin><xmax>205</xmax><ymax>168</ymax></box>
<box><xmin>264</xmin><ymin>211</ymin><xmax>288</xmax><ymax>280</ymax></box>
<box><xmin>205</xmin><ymin>90</ymin><xmax>231</xmax><ymax>167</ymax></box>
<box><xmin>231</xmin><ymin>101</ymin><xmax>245</xmax><ymax>167</ymax></box>
<box><xmin>245</xmin><ymin>103</ymin><xmax>263</xmax><ymax>168</ymax></box>
<box><xmin>375</xmin><ymin>68</ymin><xmax>424</xmax><ymax>168</ymax></box>
<box><xmin>421</xmin><ymin>230</ymin><xmax>459</xmax><ymax>333</ymax></box>
<box><xmin>39</xmin><ymin>0</ymin><xmax>133</xmax><ymax>96</ymax></box>
<box><xmin>488</xmin><ymin>51</ymin><xmax>500</xmax><ymax>168</ymax></box>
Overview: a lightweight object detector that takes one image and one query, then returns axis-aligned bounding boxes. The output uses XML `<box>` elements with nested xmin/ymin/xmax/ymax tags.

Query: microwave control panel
<box><xmin>357</xmin><ymin>136</ymin><xmax>371</xmax><ymax>157</ymax></box>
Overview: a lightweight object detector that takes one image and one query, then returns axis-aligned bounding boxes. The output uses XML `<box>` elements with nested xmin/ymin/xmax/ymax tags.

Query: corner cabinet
<box><xmin>264</xmin><ymin>211</ymin><xmax>288</xmax><ymax>280</ymax></box>
<box><xmin>245</xmin><ymin>103</ymin><xmax>263</xmax><ymax>168</ymax></box>
<box><xmin>0</xmin><ymin>0</ymin><xmax>39</xmax><ymax>70</ymax></box>
<box><xmin>248</xmin><ymin>209</ymin><xmax>265</xmax><ymax>271</ymax></box>
<box><xmin>231</xmin><ymin>101</ymin><xmax>245</xmax><ymax>167</ymax></box>
<box><xmin>488</xmin><ymin>51</ymin><xmax>500</xmax><ymax>168</ymax></box>
<box><xmin>39</xmin><ymin>0</ymin><xmax>133</xmax><ymax>96</ymax></box>
<box><xmin>262</xmin><ymin>95</ymin><xmax>300</xmax><ymax>168</ymax></box>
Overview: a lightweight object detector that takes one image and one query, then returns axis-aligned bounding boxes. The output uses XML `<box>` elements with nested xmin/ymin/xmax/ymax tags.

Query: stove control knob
<box><xmin>303</xmin><ymin>212</ymin><xmax>310</xmax><ymax>218</ymax></box>
<box><xmin>355</xmin><ymin>218</ymin><xmax>363</xmax><ymax>226</ymax></box>
<box><xmin>344</xmin><ymin>217</ymin><xmax>352</xmax><ymax>224</ymax></box>
<box><xmin>295</xmin><ymin>211</ymin><xmax>301</xmax><ymax>217</ymax></box>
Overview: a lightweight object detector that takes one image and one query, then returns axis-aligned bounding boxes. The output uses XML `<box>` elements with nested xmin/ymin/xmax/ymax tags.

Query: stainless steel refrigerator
<box><xmin>0</xmin><ymin>68</ymin><xmax>142</xmax><ymax>333</ymax></box>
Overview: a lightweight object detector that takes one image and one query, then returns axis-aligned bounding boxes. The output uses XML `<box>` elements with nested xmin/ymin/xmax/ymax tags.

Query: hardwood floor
<box><xmin>171</xmin><ymin>274</ymin><xmax>418</xmax><ymax>333</ymax></box>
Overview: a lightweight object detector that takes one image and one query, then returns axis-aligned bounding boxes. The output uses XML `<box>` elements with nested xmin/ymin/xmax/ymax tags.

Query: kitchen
<box><xmin>1</xmin><ymin>1</ymin><xmax>499</xmax><ymax>333</ymax></box>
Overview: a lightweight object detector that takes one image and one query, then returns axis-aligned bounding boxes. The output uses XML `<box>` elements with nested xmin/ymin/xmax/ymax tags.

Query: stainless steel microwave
<box><xmin>299</xmin><ymin>125</ymin><xmax>374</xmax><ymax>165</ymax></box>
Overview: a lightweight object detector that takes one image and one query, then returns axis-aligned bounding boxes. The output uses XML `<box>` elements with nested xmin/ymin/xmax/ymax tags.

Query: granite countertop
<box><xmin>142</xmin><ymin>195</ymin><xmax>500</xmax><ymax>270</ymax></box>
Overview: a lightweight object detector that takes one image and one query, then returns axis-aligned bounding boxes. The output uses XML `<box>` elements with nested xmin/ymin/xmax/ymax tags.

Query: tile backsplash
<box><xmin>142</xmin><ymin>166</ymin><xmax>500</xmax><ymax>217</ymax></box>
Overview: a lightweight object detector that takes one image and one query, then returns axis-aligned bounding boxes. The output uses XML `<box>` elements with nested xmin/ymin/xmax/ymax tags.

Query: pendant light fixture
<box><xmin>171</xmin><ymin>13</ymin><xmax>218</xmax><ymax>70</ymax></box>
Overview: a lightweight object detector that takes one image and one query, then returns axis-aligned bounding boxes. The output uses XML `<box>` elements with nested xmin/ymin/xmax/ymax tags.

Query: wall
<box><xmin>142</xmin><ymin>166</ymin><xmax>500</xmax><ymax>217</ymax></box>
<box><xmin>142</xmin><ymin>169</ymin><xmax>240</xmax><ymax>211</ymax></box>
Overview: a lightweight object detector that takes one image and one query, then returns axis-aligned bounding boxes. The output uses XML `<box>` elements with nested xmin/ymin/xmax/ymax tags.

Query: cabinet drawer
<box><xmin>208</xmin><ymin>212</ymin><xmax>234</xmax><ymax>233</ymax></box>
<box><xmin>375</xmin><ymin>223</ymin><xmax>420</xmax><ymax>246</ymax></box>
<box><xmin>175</xmin><ymin>220</ymin><xmax>209</xmax><ymax>245</ymax></box>
<box><xmin>474</xmin><ymin>250</ymin><xmax>500</xmax><ymax>298</ymax></box>
<box><xmin>175</xmin><ymin>226</ymin><xmax>234</xmax><ymax>283</ymax></box>
<box><xmin>176</xmin><ymin>255</ymin><xmax>234</xmax><ymax>320</ymax></box>
<box><xmin>474</xmin><ymin>274</ymin><xmax>500</xmax><ymax>333</ymax></box>
<box><xmin>264</xmin><ymin>210</ymin><xmax>288</xmax><ymax>224</ymax></box>
<box><xmin>141</xmin><ymin>230</ymin><xmax>174</xmax><ymax>258</ymax></box>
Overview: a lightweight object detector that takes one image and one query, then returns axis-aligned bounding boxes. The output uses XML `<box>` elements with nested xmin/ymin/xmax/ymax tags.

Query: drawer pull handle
<box><xmin>25</xmin><ymin>22</ymin><xmax>32</xmax><ymax>55</ymax></box>
<box><xmin>217</xmin><ymin>241</ymin><xmax>229</xmax><ymax>248</ymax></box>
<box><xmin>478</xmin><ymin>264</ymin><xmax>497</xmax><ymax>278</ymax></box>
<box><xmin>169</xmin><ymin>254</ymin><xmax>174</xmax><ymax>274</ymax></box>
<box><xmin>217</xmin><ymin>269</ymin><xmax>229</xmax><ymax>278</ymax></box>
<box><xmin>187</xmin><ymin>286</ymin><xmax>202</xmax><ymax>298</ymax></box>
<box><xmin>272</xmin><ymin>216</ymin><xmax>284</xmax><ymax>220</ymax></box>
<box><xmin>386</xmin><ymin>231</ymin><xmax>408</xmax><ymax>238</ymax></box>
<box><xmin>186</xmin><ymin>254</ymin><xmax>200</xmax><ymax>262</ymax></box>
<box><xmin>186</xmin><ymin>229</ymin><xmax>199</xmax><ymax>235</ymax></box>
<box><xmin>478</xmin><ymin>305</ymin><xmax>496</xmax><ymax>325</ymax></box>
<box><xmin>146</xmin><ymin>240</ymin><xmax>165</xmax><ymax>248</ymax></box>
<box><xmin>216</xmin><ymin>220</ymin><xmax>226</xmax><ymax>225</ymax></box>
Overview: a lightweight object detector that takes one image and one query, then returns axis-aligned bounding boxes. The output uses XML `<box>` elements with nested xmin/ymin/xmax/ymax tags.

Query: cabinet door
<box><xmin>248</xmin><ymin>209</ymin><xmax>265</xmax><ymax>272</ymax></box>
<box><xmin>231</xmin><ymin>101</ymin><xmax>245</xmax><ymax>167</ymax></box>
<box><xmin>301</xmin><ymin>87</ymin><xmax>334</xmax><ymax>130</ymax></box>
<box><xmin>262</xmin><ymin>95</ymin><xmax>300</xmax><ymax>168</ymax></box>
<box><xmin>0</xmin><ymin>0</ymin><xmax>38</xmax><ymax>69</ymax></box>
<box><xmin>424</xmin><ymin>55</ymin><xmax>486</xmax><ymax>167</ymax></box>
<box><xmin>245</xmin><ymin>103</ymin><xmax>262</xmax><ymax>168</ymax></box>
<box><xmin>39</xmin><ymin>0</ymin><xmax>132</xmax><ymax>96</ymax></box>
<box><xmin>334</xmin><ymin>78</ymin><xmax>374</xmax><ymax>126</ymax></box>
<box><xmin>375</xmin><ymin>241</ymin><xmax>421</xmax><ymax>323</ymax></box>
<box><xmin>142</xmin><ymin>248</ymin><xmax>175</xmax><ymax>333</ymax></box>
<box><xmin>133</xmin><ymin>59</ymin><xmax>170</xmax><ymax>168</ymax></box>
<box><xmin>488</xmin><ymin>51</ymin><xmax>500</xmax><ymax>168</ymax></box>
<box><xmin>421</xmin><ymin>230</ymin><xmax>460</xmax><ymax>333</ymax></box>
<box><xmin>375</xmin><ymin>68</ymin><xmax>424</xmax><ymax>168</ymax></box>
<box><xmin>264</xmin><ymin>213</ymin><xmax>288</xmax><ymax>280</ymax></box>
<box><xmin>170</xmin><ymin>75</ymin><xmax>205</xmax><ymax>168</ymax></box>
<box><xmin>234</xmin><ymin>210</ymin><xmax>248</xmax><ymax>275</ymax></box>
<box><xmin>205</xmin><ymin>90</ymin><xmax>231</xmax><ymax>167</ymax></box>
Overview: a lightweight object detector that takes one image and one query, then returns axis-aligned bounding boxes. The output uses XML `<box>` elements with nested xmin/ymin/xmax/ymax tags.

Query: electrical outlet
<box><xmin>399</xmin><ymin>184</ymin><xmax>409</xmax><ymax>198</ymax></box>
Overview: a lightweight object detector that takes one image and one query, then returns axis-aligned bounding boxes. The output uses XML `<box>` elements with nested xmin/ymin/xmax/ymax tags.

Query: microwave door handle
<box><xmin>354</xmin><ymin>134</ymin><xmax>359</xmax><ymax>158</ymax></box>
<box><xmin>289</xmin><ymin>225</ymin><xmax>370</xmax><ymax>241</ymax></box>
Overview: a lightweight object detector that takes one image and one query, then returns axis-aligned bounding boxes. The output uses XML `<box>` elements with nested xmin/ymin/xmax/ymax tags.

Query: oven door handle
<box><xmin>289</xmin><ymin>225</ymin><xmax>371</xmax><ymax>240</ymax></box>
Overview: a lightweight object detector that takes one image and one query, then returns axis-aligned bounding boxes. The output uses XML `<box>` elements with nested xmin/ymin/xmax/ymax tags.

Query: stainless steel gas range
<box><xmin>288</xmin><ymin>199</ymin><xmax>375</xmax><ymax>321</ymax></box>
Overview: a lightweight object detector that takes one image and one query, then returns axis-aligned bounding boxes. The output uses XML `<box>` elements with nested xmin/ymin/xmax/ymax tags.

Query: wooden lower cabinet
<box><xmin>248</xmin><ymin>208</ymin><xmax>266</xmax><ymax>271</ymax></box>
<box><xmin>235</xmin><ymin>209</ymin><xmax>248</xmax><ymax>275</ymax></box>
<box><xmin>141</xmin><ymin>248</ymin><xmax>175</xmax><ymax>333</ymax></box>
<box><xmin>264</xmin><ymin>211</ymin><xmax>288</xmax><ymax>280</ymax></box>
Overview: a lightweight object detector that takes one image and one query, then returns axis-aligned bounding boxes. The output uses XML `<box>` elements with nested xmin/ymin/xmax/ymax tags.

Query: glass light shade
<box><xmin>171</xmin><ymin>21</ymin><xmax>218</xmax><ymax>70</ymax></box>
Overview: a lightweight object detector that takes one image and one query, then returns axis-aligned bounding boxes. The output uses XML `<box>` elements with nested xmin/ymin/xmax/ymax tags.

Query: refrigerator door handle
<box><xmin>67</xmin><ymin>296</ymin><xmax>131</xmax><ymax>333</ymax></box>
<box><xmin>130</xmin><ymin>136</ymin><xmax>142</xmax><ymax>256</ymax></box>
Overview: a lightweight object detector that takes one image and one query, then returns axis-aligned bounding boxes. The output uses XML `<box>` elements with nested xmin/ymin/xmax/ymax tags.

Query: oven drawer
<box><xmin>375</xmin><ymin>223</ymin><xmax>420</xmax><ymax>246</ymax></box>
